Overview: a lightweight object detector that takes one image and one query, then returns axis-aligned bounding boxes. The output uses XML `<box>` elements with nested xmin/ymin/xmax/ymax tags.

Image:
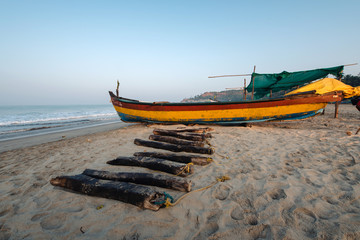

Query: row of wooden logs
<box><xmin>50</xmin><ymin>127</ymin><xmax>214</xmax><ymax>211</ymax></box>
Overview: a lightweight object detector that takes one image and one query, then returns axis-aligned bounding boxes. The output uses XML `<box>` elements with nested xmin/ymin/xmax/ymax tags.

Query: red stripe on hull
<box><xmin>111</xmin><ymin>93</ymin><xmax>340</xmax><ymax>112</ymax></box>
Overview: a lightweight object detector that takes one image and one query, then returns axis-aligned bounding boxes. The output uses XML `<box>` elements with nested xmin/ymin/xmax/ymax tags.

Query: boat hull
<box><xmin>109</xmin><ymin>92</ymin><xmax>342</xmax><ymax>125</ymax></box>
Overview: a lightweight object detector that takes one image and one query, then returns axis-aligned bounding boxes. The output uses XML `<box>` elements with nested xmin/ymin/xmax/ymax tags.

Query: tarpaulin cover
<box><xmin>286</xmin><ymin>78</ymin><xmax>360</xmax><ymax>98</ymax></box>
<box><xmin>246</xmin><ymin>66</ymin><xmax>344</xmax><ymax>99</ymax></box>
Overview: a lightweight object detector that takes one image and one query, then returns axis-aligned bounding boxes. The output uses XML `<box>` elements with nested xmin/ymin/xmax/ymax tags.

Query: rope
<box><xmin>176</xmin><ymin>162</ymin><xmax>194</xmax><ymax>176</ymax></box>
<box><xmin>153</xmin><ymin>192</ymin><xmax>174</xmax><ymax>206</ymax></box>
<box><xmin>215</xmin><ymin>152</ymin><xmax>229</xmax><ymax>159</ymax></box>
<box><xmin>207</xmin><ymin>157</ymin><xmax>222</xmax><ymax>166</ymax></box>
<box><xmin>159</xmin><ymin>175</ymin><xmax>231</xmax><ymax>208</ymax></box>
<box><xmin>205</xmin><ymin>139</ymin><xmax>229</xmax><ymax>160</ymax></box>
<box><xmin>205</xmin><ymin>139</ymin><xmax>212</xmax><ymax>147</ymax></box>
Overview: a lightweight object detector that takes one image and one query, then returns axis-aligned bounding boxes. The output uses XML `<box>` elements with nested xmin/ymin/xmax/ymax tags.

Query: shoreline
<box><xmin>0</xmin><ymin>121</ymin><xmax>131</xmax><ymax>153</ymax></box>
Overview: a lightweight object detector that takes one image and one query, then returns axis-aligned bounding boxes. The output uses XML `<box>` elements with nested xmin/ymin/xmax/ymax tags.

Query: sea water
<box><xmin>0</xmin><ymin>105</ymin><xmax>119</xmax><ymax>141</ymax></box>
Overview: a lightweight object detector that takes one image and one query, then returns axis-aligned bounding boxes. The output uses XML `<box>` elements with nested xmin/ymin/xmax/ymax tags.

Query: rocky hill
<box><xmin>181</xmin><ymin>89</ymin><xmax>248</xmax><ymax>102</ymax></box>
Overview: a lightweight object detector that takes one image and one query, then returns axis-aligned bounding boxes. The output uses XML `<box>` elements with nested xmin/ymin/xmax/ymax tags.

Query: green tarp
<box><xmin>245</xmin><ymin>65</ymin><xmax>344</xmax><ymax>99</ymax></box>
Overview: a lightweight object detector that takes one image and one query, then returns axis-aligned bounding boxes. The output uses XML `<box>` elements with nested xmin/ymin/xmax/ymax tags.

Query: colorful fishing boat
<box><xmin>109</xmin><ymin>65</ymin><xmax>360</xmax><ymax>125</ymax></box>
<box><xmin>109</xmin><ymin>91</ymin><xmax>343</xmax><ymax>125</ymax></box>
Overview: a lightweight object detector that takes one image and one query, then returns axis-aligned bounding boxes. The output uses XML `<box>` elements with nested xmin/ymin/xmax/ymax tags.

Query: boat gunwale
<box><xmin>109</xmin><ymin>91</ymin><xmax>342</xmax><ymax>107</ymax></box>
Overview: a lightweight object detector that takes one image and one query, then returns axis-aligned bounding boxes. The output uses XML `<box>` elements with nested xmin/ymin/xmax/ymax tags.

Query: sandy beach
<box><xmin>0</xmin><ymin>104</ymin><xmax>359</xmax><ymax>240</ymax></box>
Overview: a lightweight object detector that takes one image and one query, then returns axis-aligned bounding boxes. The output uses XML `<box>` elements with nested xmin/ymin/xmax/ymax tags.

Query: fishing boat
<box><xmin>109</xmin><ymin>65</ymin><xmax>360</xmax><ymax>125</ymax></box>
<box><xmin>109</xmin><ymin>91</ymin><xmax>343</xmax><ymax>125</ymax></box>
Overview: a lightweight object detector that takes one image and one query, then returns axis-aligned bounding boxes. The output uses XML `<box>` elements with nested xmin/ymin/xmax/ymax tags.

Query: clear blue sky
<box><xmin>1</xmin><ymin>0</ymin><xmax>359</xmax><ymax>105</ymax></box>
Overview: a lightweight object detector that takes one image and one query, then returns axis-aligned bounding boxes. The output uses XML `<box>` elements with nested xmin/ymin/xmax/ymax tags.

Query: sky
<box><xmin>0</xmin><ymin>0</ymin><xmax>359</xmax><ymax>105</ymax></box>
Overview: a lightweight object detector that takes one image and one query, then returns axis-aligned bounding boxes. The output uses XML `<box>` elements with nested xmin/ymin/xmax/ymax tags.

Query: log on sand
<box><xmin>149</xmin><ymin>134</ymin><xmax>205</xmax><ymax>147</ymax></box>
<box><xmin>83</xmin><ymin>169</ymin><xmax>191</xmax><ymax>192</ymax></box>
<box><xmin>185</xmin><ymin>132</ymin><xmax>212</xmax><ymax>139</ymax></box>
<box><xmin>134</xmin><ymin>138</ymin><xmax>214</xmax><ymax>155</ymax></box>
<box><xmin>50</xmin><ymin>174</ymin><xmax>165</xmax><ymax>211</ymax></box>
<box><xmin>134</xmin><ymin>152</ymin><xmax>212</xmax><ymax>166</ymax></box>
<box><xmin>107</xmin><ymin>156</ymin><xmax>193</xmax><ymax>177</ymax></box>
<box><xmin>153</xmin><ymin>129</ymin><xmax>211</xmax><ymax>141</ymax></box>
<box><xmin>170</xmin><ymin>127</ymin><xmax>213</xmax><ymax>133</ymax></box>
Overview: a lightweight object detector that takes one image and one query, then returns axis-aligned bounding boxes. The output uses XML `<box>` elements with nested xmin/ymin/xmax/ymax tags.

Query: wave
<box><xmin>0</xmin><ymin>113</ymin><xmax>117</xmax><ymax>127</ymax></box>
<box><xmin>0</xmin><ymin>126</ymin><xmax>56</xmax><ymax>135</ymax></box>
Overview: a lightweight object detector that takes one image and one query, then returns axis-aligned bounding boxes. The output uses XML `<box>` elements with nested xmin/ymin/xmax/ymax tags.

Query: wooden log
<box><xmin>107</xmin><ymin>156</ymin><xmax>193</xmax><ymax>177</ymax></box>
<box><xmin>335</xmin><ymin>101</ymin><xmax>339</xmax><ymax>118</ymax></box>
<box><xmin>134</xmin><ymin>138</ymin><xmax>214</xmax><ymax>155</ymax></box>
<box><xmin>153</xmin><ymin>129</ymin><xmax>206</xmax><ymax>141</ymax></box>
<box><xmin>186</xmin><ymin>132</ymin><xmax>212</xmax><ymax>138</ymax></box>
<box><xmin>50</xmin><ymin>174</ymin><xmax>165</xmax><ymax>211</ymax></box>
<box><xmin>170</xmin><ymin>127</ymin><xmax>213</xmax><ymax>133</ymax></box>
<box><xmin>149</xmin><ymin>134</ymin><xmax>205</xmax><ymax>147</ymax></box>
<box><xmin>134</xmin><ymin>152</ymin><xmax>212</xmax><ymax>166</ymax></box>
<box><xmin>83</xmin><ymin>169</ymin><xmax>191</xmax><ymax>192</ymax></box>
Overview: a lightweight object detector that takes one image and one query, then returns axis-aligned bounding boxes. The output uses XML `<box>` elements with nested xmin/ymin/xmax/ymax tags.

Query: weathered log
<box><xmin>153</xmin><ymin>129</ymin><xmax>206</xmax><ymax>141</ymax></box>
<box><xmin>134</xmin><ymin>152</ymin><xmax>212</xmax><ymax>166</ymax></box>
<box><xmin>83</xmin><ymin>169</ymin><xmax>191</xmax><ymax>192</ymax></box>
<box><xmin>149</xmin><ymin>134</ymin><xmax>205</xmax><ymax>147</ymax></box>
<box><xmin>107</xmin><ymin>156</ymin><xmax>193</xmax><ymax>177</ymax></box>
<box><xmin>186</xmin><ymin>132</ymin><xmax>212</xmax><ymax>138</ymax></box>
<box><xmin>171</xmin><ymin>127</ymin><xmax>213</xmax><ymax>133</ymax></box>
<box><xmin>50</xmin><ymin>174</ymin><xmax>165</xmax><ymax>211</ymax></box>
<box><xmin>134</xmin><ymin>138</ymin><xmax>214</xmax><ymax>155</ymax></box>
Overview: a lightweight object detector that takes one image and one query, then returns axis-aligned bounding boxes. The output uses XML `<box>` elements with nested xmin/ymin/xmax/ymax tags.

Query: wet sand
<box><xmin>0</xmin><ymin>122</ymin><xmax>129</xmax><ymax>153</ymax></box>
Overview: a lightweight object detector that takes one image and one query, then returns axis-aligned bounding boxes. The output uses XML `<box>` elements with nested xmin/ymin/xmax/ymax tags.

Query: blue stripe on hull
<box><xmin>116</xmin><ymin>109</ymin><xmax>323</xmax><ymax>125</ymax></box>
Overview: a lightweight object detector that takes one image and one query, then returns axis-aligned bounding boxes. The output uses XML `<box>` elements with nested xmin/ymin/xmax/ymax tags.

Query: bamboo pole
<box><xmin>343</xmin><ymin>63</ymin><xmax>358</xmax><ymax>67</ymax></box>
<box><xmin>251</xmin><ymin>66</ymin><xmax>256</xmax><ymax>100</ymax></box>
<box><xmin>334</xmin><ymin>70</ymin><xmax>343</xmax><ymax>118</ymax></box>
<box><xmin>116</xmin><ymin>80</ymin><xmax>120</xmax><ymax>97</ymax></box>
<box><xmin>334</xmin><ymin>94</ymin><xmax>339</xmax><ymax>118</ymax></box>
<box><xmin>243</xmin><ymin>79</ymin><xmax>247</xmax><ymax>100</ymax></box>
<box><xmin>208</xmin><ymin>63</ymin><xmax>357</xmax><ymax>79</ymax></box>
<box><xmin>208</xmin><ymin>74</ymin><xmax>251</xmax><ymax>78</ymax></box>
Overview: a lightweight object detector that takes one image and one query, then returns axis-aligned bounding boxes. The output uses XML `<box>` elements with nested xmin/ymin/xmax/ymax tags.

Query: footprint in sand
<box><xmin>313</xmin><ymin>200</ymin><xmax>339</xmax><ymax>220</ymax></box>
<box><xmin>0</xmin><ymin>224</ymin><xmax>11</xmax><ymax>240</ymax></box>
<box><xmin>33</xmin><ymin>196</ymin><xmax>50</xmax><ymax>208</ymax></box>
<box><xmin>230</xmin><ymin>206</ymin><xmax>244</xmax><ymax>220</ymax></box>
<box><xmin>193</xmin><ymin>211</ymin><xmax>221</xmax><ymax>238</ymax></box>
<box><xmin>40</xmin><ymin>213</ymin><xmax>67</xmax><ymax>230</ymax></box>
<box><xmin>229</xmin><ymin>196</ymin><xmax>259</xmax><ymax>225</ymax></box>
<box><xmin>230</xmin><ymin>206</ymin><xmax>258</xmax><ymax>225</ymax></box>
<box><xmin>0</xmin><ymin>203</ymin><xmax>13</xmax><ymax>218</ymax></box>
<box><xmin>246</xmin><ymin>224</ymin><xmax>271</xmax><ymax>239</ymax></box>
<box><xmin>212</xmin><ymin>184</ymin><xmax>231</xmax><ymax>200</ymax></box>
<box><xmin>233</xmin><ymin>196</ymin><xmax>253</xmax><ymax>209</ymax></box>
<box><xmin>280</xmin><ymin>205</ymin><xmax>295</xmax><ymax>225</ymax></box>
<box><xmin>321</xmin><ymin>196</ymin><xmax>339</xmax><ymax>205</ymax></box>
<box><xmin>193</xmin><ymin>222</ymin><xmax>219</xmax><ymax>239</ymax></box>
<box><xmin>266</xmin><ymin>188</ymin><xmax>287</xmax><ymax>200</ymax></box>
<box><xmin>293</xmin><ymin>207</ymin><xmax>317</xmax><ymax>237</ymax></box>
<box><xmin>343</xmin><ymin>232</ymin><xmax>360</xmax><ymax>240</ymax></box>
<box><xmin>245</xmin><ymin>214</ymin><xmax>258</xmax><ymax>225</ymax></box>
<box><xmin>63</xmin><ymin>205</ymin><xmax>83</xmax><ymax>213</ymax></box>
<box><xmin>31</xmin><ymin>212</ymin><xmax>49</xmax><ymax>222</ymax></box>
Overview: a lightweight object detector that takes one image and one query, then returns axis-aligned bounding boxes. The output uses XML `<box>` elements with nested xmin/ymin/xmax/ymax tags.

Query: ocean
<box><xmin>0</xmin><ymin>105</ymin><xmax>119</xmax><ymax>141</ymax></box>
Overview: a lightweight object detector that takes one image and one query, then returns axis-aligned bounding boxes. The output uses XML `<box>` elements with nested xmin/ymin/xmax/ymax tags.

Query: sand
<box><xmin>0</xmin><ymin>104</ymin><xmax>359</xmax><ymax>240</ymax></box>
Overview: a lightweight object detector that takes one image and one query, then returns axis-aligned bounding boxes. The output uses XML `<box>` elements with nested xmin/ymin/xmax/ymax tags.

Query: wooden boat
<box><xmin>109</xmin><ymin>91</ymin><xmax>343</xmax><ymax>125</ymax></box>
